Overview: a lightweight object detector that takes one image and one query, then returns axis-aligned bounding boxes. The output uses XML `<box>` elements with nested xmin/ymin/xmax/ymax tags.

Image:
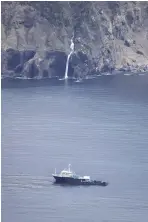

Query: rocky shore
<box><xmin>1</xmin><ymin>2</ymin><xmax>148</xmax><ymax>79</ymax></box>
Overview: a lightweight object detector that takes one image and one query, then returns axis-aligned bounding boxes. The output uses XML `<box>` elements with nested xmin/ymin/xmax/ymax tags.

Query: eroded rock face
<box><xmin>21</xmin><ymin>51</ymin><xmax>72</xmax><ymax>78</ymax></box>
<box><xmin>1</xmin><ymin>1</ymin><xmax>148</xmax><ymax>79</ymax></box>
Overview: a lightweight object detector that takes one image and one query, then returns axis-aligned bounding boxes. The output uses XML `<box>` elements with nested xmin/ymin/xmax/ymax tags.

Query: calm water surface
<box><xmin>2</xmin><ymin>75</ymin><xmax>148</xmax><ymax>222</ymax></box>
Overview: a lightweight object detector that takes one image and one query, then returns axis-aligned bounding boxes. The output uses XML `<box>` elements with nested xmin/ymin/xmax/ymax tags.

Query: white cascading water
<box><xmin>64</xmin><ymin>37</ymin><xmax>74</xmax><ymax>79</ymax></box>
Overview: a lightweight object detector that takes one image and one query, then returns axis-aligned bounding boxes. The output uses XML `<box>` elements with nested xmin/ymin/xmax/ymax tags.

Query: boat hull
<box><xmin>53</xmin><ymin>176</ymin><xmax>108</xmax><ymax>186</ymax></box>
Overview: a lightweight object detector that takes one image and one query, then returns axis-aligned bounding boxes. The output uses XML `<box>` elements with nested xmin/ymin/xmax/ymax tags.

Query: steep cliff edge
<box><xmin>1</xmin><ymin>1</ymin><xmax>148</xmax><ymax>79</ymax></box>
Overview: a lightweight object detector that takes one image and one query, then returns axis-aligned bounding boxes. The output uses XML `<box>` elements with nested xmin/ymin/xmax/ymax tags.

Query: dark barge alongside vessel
<box><xmin>52</xmin><ymin>164</ymin><xmax>108</xmax><ymax>186</ymax></box>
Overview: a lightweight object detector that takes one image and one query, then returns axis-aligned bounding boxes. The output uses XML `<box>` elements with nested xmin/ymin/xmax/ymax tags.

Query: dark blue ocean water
<box><xmin>2</xmin><ymin>74</ymin><xmax>148</xmax><ymax>222</ymax></box>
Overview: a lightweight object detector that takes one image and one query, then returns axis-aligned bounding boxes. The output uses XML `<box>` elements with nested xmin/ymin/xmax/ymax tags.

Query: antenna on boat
<box><xmin>55</xmin><ymin>168</ymin><xmax>56</xmax><ymax>174</ymax></box>
<box><xmin>68</xmin><ymin>164</ymin><xmax>71</xmax><ymax>172</ymax></box>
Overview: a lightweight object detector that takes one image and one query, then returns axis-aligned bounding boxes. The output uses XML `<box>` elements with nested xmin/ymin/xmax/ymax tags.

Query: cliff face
<box><xmin>1</xmin><ymin>1</ymin><xmax>148</xmax><ymax>79</ymax></box>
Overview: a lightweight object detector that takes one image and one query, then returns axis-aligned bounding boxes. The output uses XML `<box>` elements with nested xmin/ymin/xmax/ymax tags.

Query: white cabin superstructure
<box><xmin>53</xmin><ymin>164</ymin><xmax>90</xmax><ymax>180</ymax></box>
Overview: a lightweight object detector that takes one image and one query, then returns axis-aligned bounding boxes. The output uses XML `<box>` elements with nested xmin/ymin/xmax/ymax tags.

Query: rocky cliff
<box><xmin>1</xmin><ymin>1</ymin><xmax>148</xmax><ymax>79</ymax></box>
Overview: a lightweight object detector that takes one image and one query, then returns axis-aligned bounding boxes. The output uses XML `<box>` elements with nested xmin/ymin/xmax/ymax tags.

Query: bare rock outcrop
<box><xmin>1</xmin><ymin>1</ymin><xmax>148</xmax><ymax>79</ymax></box>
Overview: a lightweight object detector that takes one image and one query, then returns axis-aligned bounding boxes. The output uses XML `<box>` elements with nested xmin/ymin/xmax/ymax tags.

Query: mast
<box><xmin>68</xmin><ymin>164</ymin><xmax>71</xmax><ymax>172</ymax></box>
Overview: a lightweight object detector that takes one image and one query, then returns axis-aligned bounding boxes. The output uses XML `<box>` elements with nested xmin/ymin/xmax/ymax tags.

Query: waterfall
<box><xmin>64</xmin><ymin>37</ymin><xmax>74</xmax><ymax>79</ymax></box>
